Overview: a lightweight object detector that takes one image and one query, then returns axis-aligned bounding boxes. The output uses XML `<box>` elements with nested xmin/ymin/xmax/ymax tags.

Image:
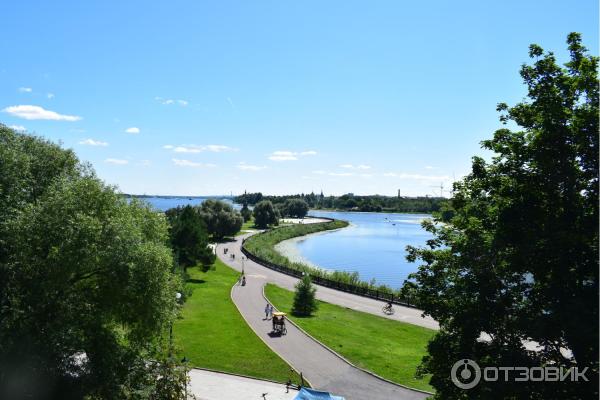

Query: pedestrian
<box><xmin>241</xmin><ymin>275</ymin><xmax>246</xmax><ymax>286</ymax></box>
<box><xmin>269</xmin><ymin>304</ymin><xmax>274</xmax><ymax>319</ymax></box>
<box><xmin>265</xmin><ymin>303</ymin><xmax>270</xmax><ymax>319</ymax></box>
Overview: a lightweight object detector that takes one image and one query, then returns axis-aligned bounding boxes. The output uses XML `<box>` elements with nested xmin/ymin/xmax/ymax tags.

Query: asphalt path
<box><xmin>218</xmin><ymin>232</ymin><xmax>432</xmax><ymax>400</ymax></box>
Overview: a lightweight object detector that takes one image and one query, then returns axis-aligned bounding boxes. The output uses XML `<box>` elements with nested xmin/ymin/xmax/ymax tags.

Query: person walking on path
<box><xmin>269</xmin><ymin>304</ymin><xmax>274</xmax><ymax>319</ymax></box>
<box><xmin>264</xmin><ymin>303</ymin><xmax>270</xmax><ymax>320</ymax></box>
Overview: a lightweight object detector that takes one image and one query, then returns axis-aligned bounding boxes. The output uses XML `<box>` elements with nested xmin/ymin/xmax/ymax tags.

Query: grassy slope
<box><xmin>174</xmin><ymin>259</ymin><xmax>298</xmax><ymax>383</ymax></box>
<box><xmin>265</xmin><ymin>283</ymin><xmax>435</xmax><ymax>392</ymax></box>
<box><xmin>243</xmin><ymin>220</ymin><xmax>349</xmax><ymax>275</ymax></box>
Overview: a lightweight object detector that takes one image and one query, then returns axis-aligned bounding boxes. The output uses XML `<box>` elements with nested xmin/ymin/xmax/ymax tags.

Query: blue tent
<box><xmin>293</xmin><ymin>387</ymin><xmax>346</xmax><ymax>400</ymax></box>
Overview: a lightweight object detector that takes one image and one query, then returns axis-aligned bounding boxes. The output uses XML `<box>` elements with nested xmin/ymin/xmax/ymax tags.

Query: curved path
<box><xmin>217</xmin><ymin>232</ymin><xmax>433</xmax><ymax>400</ymax></box>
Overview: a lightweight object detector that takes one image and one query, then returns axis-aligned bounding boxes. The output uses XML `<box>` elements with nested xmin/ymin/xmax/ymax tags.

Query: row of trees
<box><xmin>235</xmin><ymin>192</ymin><xmax>445</xmax><ymax>213</ymax></box>
<box><xmin>0</xmin><ymin>125</ymin><xmax>187</xmax><ymax>399</ymax></box>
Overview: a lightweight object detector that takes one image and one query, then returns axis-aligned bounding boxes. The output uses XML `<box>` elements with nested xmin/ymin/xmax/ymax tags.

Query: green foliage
<box><xmin>292</xmin><ymin>275</ymin><xmax>318</xmax><ymax>316</ymax></box>
<box><xmin>197</xmin><ymin>199</ymin><xmax>243</xmax><ymax>239</ymax></box>
<box><xmin>0</xmin><ymin>126</ymin><xmax>185</xmax><ymax>399</ymax></box>
<box><xmin>405</xmin><ymin>34</ymin><xmax>598</xmax><ymax>399</ymax></box>
<box><xmin>167</xmin><ymin>205</ymin><xmax>215</xmax><ymax>271</ymax></box>
<box><xmin>252</xmin><ymin>200</ymin><xmax>278</xmax><ymax>228</ymax></box>
<box><xmin>240</xmin><ymin>203</ymin><xmax>252</xmax><ymax>222</ymax></box>
<box><xmin>282</xmin><ymin>198</ymin><xmax>309</xmax><ymax>218</ymax></box>
<box><xmin>235</xmin><ymin>191</ymin><xmax>445</xmax><ymax>213</ymax></box>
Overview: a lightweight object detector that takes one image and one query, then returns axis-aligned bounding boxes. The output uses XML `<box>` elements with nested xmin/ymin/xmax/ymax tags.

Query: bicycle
<box><xmin>382</xmin><ymin>302</ymin><xmax>395</xmax><ymax>315</ymax></box>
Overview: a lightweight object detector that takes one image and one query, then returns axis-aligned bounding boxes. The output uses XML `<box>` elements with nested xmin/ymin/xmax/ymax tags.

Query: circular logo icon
<box><xmin>451</xmin><ymin>359</ymin><xmax>481</xmax><ymax>389</ymax></box>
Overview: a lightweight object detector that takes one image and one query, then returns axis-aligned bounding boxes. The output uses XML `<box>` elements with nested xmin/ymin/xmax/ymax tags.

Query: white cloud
<box><xmin>172</xmin><ymin>158</ymin><xmax>216</xmax><ymax>168</ymax></box>
<box><xmin>8</xmin><ymin>125</ymin><xmax>26</xmax><ymax>131</ymax></box>
<box><xmin>328</xmin><ymin>172</ymin><xmax>354</xmax><ymax>177</ymax></box>
<box><xmin>138</xmin><ymin>160</ymin><xmax>151</xmax><ymax>167</ymax></box>
<box><xmin>311</xmin><ymin>170</ymin><xmax>371</xmax><ymax>178</ymax></box>
<box><xmin>269</xmin><ymin>151</ymin><xmax>297</xmax><ymax>161</ymax></box>
<box><xmin>2</xmin><ymin>105</ymin><xmax>82</xmax><ymax>121</ymax></box>
<box><xmin>79</xmin><ymin>138</ymin><xmax>108</xmax><ymax>146</ymax></box>
<box><xmin>47</xmin><ymin>93</ymin><xmax>55</xmax><ymax>99</ymax></box>
<box><xmin>237</xmin><ymin>162</ymin><xmax>266</xmax><ymax>171</ymax></box>
<box><xmin>340</xmin><ymin>164</ymin><xmax>371</xmax><ymax>170</ymax></box>
<box><xmin>105</xmin><ymin>158</ymin><xmax>128</xmax><ymax>165</ymax></box>
<box><xmin>166</xmin><ymin>144</ymin><xmax>237</xmax><ymax>153</ymax></box>
<box><xmin>268</xmin><ymin>150</ymin><xmax>317</xmax><ymax>161</ymax></box>
<box><xmin>424</xmin><ymin>166</ymin><xmax>435</xmax><ymax>170</ymax></box>
<box><xmin>155</xmin><ymin>97</ymin><xmax>188</xmax><ymax>106</ymax></box>
<box><xmin>18</xmin><ymin>87</ymin><xmax>32</xmax><ymax>93</ymax></box>
<box><xmin>383</xmin><ymin>172</ymin><xmax>451</xmax><ymax>181</ymax></box>
<box><xmin>125</xmin><ymin>127</ymin><xmax>140</xmax><ymax>134</ymax></box>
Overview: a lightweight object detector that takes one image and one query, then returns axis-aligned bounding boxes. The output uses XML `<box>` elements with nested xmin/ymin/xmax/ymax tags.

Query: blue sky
<box><xmin>1</xmin><ymin>1</ymin><xmax>597</xmax><ymax>196</ymax></box>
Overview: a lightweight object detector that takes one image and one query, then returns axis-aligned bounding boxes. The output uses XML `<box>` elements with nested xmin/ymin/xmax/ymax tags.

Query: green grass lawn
<box><xmin>173</xmin><ymin>259</ymin><xmax>299</xmax><ymax>383</ymax></box>
<box><xmin>265</xmin><ymin>283</ymin><xmax>435</xmax><ymax>392</ymax></box>
<box><xmin>239</xmin><ymin>216</ymin><xmax>257</xmax><ymax>232</ymax></box>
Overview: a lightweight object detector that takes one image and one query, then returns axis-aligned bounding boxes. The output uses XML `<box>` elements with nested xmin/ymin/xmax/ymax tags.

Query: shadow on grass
<box><xmin>187</xmin><ymin>278</ymin><xmax>206</xmax><ymax>285</ymax></box>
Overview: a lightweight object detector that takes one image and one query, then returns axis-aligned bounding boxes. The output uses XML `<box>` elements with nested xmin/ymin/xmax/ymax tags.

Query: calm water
<box><xmin>293</xmin><ymin>211</ymin><xmax>433</xmax><ymax>289</ymax></box>
<box><xmin>130</xmin><ymin>196</ymin><xmax>237</xmax><ymax>212</ymax></box>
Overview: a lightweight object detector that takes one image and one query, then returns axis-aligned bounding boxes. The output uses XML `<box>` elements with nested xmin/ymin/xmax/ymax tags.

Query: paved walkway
<box><xmin>218</xmin><ymin>233</ymin><xmax>431</xmax><ymax>400</ymax></box>
<box><xmin>188</xmin><ymin>368</ymin><xmax>297</xmax><ymax>400</ymax></box>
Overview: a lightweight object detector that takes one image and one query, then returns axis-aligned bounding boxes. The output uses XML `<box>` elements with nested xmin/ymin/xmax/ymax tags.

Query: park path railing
<box><xmin>241</xmin><ymin>217</ymin><xmax>416</xmax><ymax>308</ymax></box>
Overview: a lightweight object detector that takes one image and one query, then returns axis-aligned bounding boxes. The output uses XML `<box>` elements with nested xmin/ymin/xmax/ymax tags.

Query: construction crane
<box><xmin>430</xmin><ymin>182</ymin><xmax>445</xmax><ymax>198</ymax></box>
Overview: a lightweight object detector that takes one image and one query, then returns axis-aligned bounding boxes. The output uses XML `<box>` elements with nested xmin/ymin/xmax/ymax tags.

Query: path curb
<box><xmin>261</xmin><ymin>284</ymin><xmax>434</xmax><ymax>397</ymax></box>
<box><xmin>226</xmin><ymin>270</ymin><xmax>314</xmax><ymax>389</ymax></box>
<box><xmin>189</xmin><ymin>366</ymin><xmax>300</xmax><ymax>389</ymax></box>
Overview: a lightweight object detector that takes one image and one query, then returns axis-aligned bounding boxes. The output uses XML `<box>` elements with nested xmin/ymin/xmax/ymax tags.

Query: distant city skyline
<box><xmin>1</xmin><ymin>1</ymin><xmax>597</xmax><ymax>196</ymax></box>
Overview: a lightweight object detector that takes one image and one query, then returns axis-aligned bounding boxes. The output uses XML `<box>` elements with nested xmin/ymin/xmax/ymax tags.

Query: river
<box><xmin>277</xmin><ymin>210</ymin><xmax>433</xmax><ymax>289</ymax></box>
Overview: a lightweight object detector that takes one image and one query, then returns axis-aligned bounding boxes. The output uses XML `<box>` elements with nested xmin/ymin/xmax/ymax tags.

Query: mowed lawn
<box><xmin>174</xmin><ymin>260</ymin><xmax>297</xmax><ymax>383</ymax></box>
<box><xmin>265</xmin><ymin>284</ymin><xmax>435</xmax><ymax>392</ymax></box>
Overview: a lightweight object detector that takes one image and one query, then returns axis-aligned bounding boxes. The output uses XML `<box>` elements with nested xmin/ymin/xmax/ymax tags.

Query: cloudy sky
<box><xmin>1</xmin><ymin>1</ymin><xmax>597</xmax><ymax>196</ymax></box>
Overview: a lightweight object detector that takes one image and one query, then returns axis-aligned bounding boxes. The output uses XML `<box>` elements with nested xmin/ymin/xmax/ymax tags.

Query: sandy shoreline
<box><xmin>273</xmin><ymin>224</ymin><xmax>351</xmax><ymax>271</ymax></box>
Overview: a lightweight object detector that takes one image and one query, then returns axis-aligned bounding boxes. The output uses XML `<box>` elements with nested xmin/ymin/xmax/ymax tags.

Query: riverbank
<box><xmin>242</xmin><ymin>219</ymin><xmax>415</xmax><ymax>303</ymax></box>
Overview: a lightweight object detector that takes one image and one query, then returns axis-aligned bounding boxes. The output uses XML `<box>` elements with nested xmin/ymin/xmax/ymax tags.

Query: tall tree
<box><xmin>405</xmin><ymin>33</ymin><xmax>598</xmax><ymax>399</ymax></box>
<box><xmin>197</xmin><ymin>199</ymin><xmax>243</xmax><ymax>239</ymax></box>
<box><xmin>240</xmin><ymin>202</ymin><xmax>252</xmax><ymax>222</ymax></box>
<box><xmin>292</xmin><ymin>275</ymin><xmax>318</xmax><ymax>317</ymax></box>
<box><xmin>253</xmin><ymin>200</ymin><xmax>278</xmax><ymax>229</ymax></box>
<box><xmin>0</xmin><ymin>126</ymin><xmax>185</xmax><ymax>399</ymax></box>
<box><xmin>283</xmin><ymin>199</ymin><xmax>309</xmax><ymax>218</ymax></box>
<box><xmin>168</xmin><ymin>205</ymin><xmax>215</xmax><ymax>271</ymax></box>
